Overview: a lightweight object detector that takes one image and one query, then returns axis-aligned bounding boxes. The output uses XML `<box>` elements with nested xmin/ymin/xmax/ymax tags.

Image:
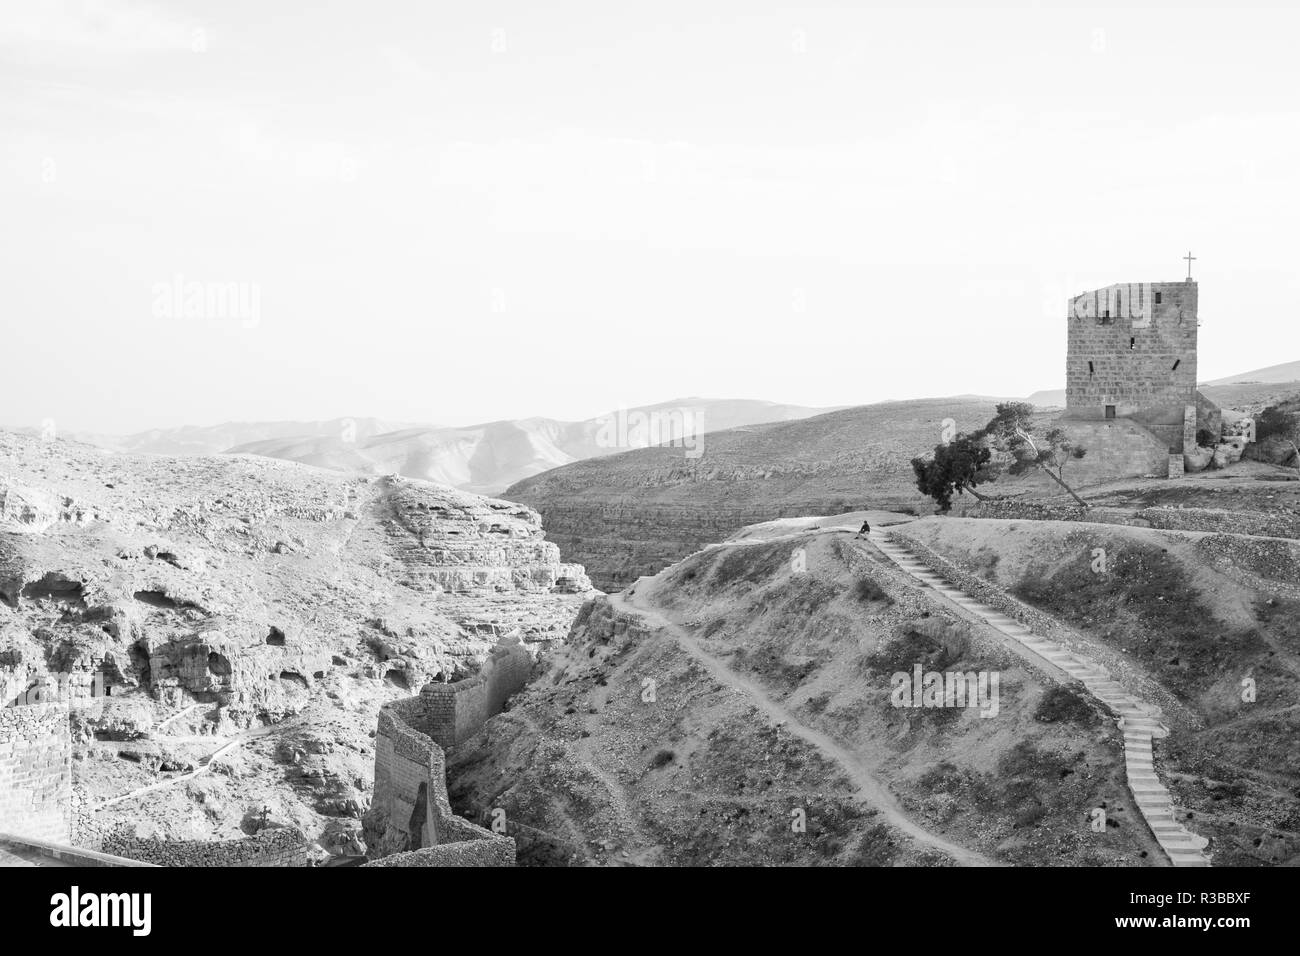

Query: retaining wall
<box><xmin>421</xmin><ymin>640</ymin><xmax>533</xmax><ymax>748</ymax></box>
<box><xmin>964</xmin><ymin>500</ymin><xmax>1300</xmax><ymax>540</ymax></box>
<box><xmin>0</xmin><ymin>702</ymin><xmax>72</xmax><ymax>843</ymax></box>
<box><xmin>99</xmin><ymin>825</ymin><xmax>311</xmax><ymax>867</ymax></box>
<box><xmin>363</xmin><ymin>697</ymin><xmax>515</xmax><ymax>865</ymax></box>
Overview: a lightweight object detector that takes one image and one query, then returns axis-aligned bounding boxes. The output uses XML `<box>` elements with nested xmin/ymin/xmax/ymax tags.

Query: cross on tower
<box><xmin>1183</xmin><ymin>250</ymin><xmax>1196</xmax><ymax>279</ymax></box>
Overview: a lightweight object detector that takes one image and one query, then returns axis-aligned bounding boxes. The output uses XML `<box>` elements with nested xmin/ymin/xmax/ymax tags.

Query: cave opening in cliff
<box><xmin>22</xmin><ymin>572</ymin><xmax>87</xmax><ymax>609</ymax></box>
<box><xmin>134</xmin><ymin>589</ymin><xmax>202</xmax><ymax>611</ymax></box>
<box><xmin>128</xmin><ymin>641</ymin><xmax>151</xmax><ymax>686</ymax></box>
<box><xmin>207</xmin><ymin>651</ymin><xmax>232</xmax><ymax>677</ymax></box>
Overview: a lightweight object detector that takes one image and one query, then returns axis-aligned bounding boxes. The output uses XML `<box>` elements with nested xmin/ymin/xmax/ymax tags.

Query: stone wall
<box><xmin>1052</xmin><ymin>418</ymin><xmax>1173</xmax><ymax>483</ymax></box>
<box><xmin>0</xmin><ymin>833</ymin><xmax>156</xmax><ymax>866</ymax></box>
<box><xmin>99</xmin><ymin>825</ymin><xmax>311</xmax><ymax>866</ymax></box>
<box><xmin>0</xmin><ymin>702</ymin><xmax>72</xmax><ymax>844</ymax></box>
<box><xmin>363</xmin><ymin>690</ymin><xmax>515</xmax><ymax>865</ymax></box>
<box><xmin>964</xmin><ymin>500</ymin><xmax>1300</xmax><ymax>540</ymax></box>
<box><xmin>422</xmin><ymin>641</ymin><xmax>533</xmax><ymax>748</ymax></box>
<box><xmin>362</xmin><ymin>839</ymin><xmax>515</xmax><ymax>867</ymax></box>
<box><xmin>1141</xmin><ymin>506</ymin><xmax>1300</xmax><ymax>539</ymax></box>
<box><xmin>1066</xmin><ymin>280</ymin><xmax>1199</xmax><ymax>416</ymax></box>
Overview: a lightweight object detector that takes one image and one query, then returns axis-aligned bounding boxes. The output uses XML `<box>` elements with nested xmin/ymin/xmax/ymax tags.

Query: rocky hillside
<box><xmin>507</xmin><ymin>383</ymin><xmax>1300</xmax><ymax>591</ymax></box>
<box><xmin>446</xmin><ymin>516</ymin><xmax>1163</xmax><ymax>866</ymax></box>
<box><xmin>899</xmin><ymin>517</ymin><xmax>1300</xmax><ymax>865</ymax></box>
<box><xmin>0</xmin><ymin>430</ymin><xmax>592</xmax><ymax>857</ymax></box>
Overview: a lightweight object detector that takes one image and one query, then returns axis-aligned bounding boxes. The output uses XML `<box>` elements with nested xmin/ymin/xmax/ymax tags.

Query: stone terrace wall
<box><xmin>422</xmin><ymin>640</ymin><xmax>533</xmax><ymax>748</ymax></box>
<box><xmin>965</xmin><ymin>500</ymin><xmax>1300</xmax><ymax>540</ymax></box>
<box><xmin>1140</xmin><ymin>506</ymin><xmax>1300</xmax><ymax>539</ymax></box>
<box><xmin>99</xmin><ymin>825</ymin><xmax>310</xmax><ymax>867</ymax></box>
<box><xmin>0</xmin><ymin>703</ymin><xmax>72</xmax><ymax>844</ymax></box>
<box><xmin>364</xmin><ymin>697</ymin><xmax>514</xmax><ymax>865</ymax></box>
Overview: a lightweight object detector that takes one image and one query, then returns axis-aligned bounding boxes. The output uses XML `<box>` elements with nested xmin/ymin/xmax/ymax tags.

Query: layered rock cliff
<box><xmin>0</xmin><ymin>430</ymin><xmax>592</xmax><ymax>853</ymax></box>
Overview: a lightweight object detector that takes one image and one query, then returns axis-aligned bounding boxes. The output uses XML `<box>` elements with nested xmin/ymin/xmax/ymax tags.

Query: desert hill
<box><xmin>505</xmin><ymin>396</ymin><xmax>1023</xmax><ymax>590</ymax></box>
<box><xmin>446</xmin><ymin>514</ymin><xmax>1161</xmax><ymax>866</ymax></box>
<box><xmin>1204</xmin><ymin>360</ymin><xmax>1300</xmax><ymax>386</ymax></box>
<box><xmin>228</xmin><ymin>398</ymin><xmax>842</xmax><ymax>495</ymax></box>
<box><xmin>507</xmin><ymin>381</ymin><xmax>1300</xmax><ymax>590</ymax></box>
<box><xmin>0</xmin><ymin>429</ymin><xmax>592</xmax><ymax>858</ymax></box>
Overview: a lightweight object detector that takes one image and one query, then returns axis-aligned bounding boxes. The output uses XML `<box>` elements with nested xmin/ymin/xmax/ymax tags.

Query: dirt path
<box><xmin>609</xmin><ymin>589</ymin><xmax>996</xmax><ymax>867</ymax></box>
<box><xmin>567</xmin><ymin>680</ymin><xmax>665</xmax><ymax>866</ymax></box>
<box><xmin>89</xmin><ymin>716</ymin><xmax>307</xmax><ymax>812</ymax></box>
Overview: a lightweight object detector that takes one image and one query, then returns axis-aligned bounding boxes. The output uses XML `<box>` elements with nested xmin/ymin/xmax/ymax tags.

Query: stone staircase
<box><xmin>867</xmin><ymin>530</ymin><xmax>1211</xmax><ymax>867</ymax></box>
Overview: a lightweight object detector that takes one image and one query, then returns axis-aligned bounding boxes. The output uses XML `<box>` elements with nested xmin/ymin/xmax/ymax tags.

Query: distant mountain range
<box><xmin>69</xmin><ymin>417</ymin><xmax>419</xmax><ymax>458</ymax></box>
<box><xmin>63</xmin><ymin>400</ymin><xmax>843</xmax><ymax>496</ymax></box>
<box><xmin>41</xmin><ymin>360</ymin><xmax>1298</xmax><ymax>496</ymax></box>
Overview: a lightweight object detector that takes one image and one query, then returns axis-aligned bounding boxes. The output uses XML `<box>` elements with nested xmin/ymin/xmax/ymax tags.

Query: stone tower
<box><xmin>1062</xmin><ymin>278</ymin><xmax>1218</xmax><ymax>458</ymax></box>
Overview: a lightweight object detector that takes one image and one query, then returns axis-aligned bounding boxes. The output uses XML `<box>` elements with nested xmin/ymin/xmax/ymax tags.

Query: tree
<box><xmin>979</xmin><ymin>402</ymin><xmax>1090</xmax><ymax>508</ymax></box>
<box><xmin>910</xmin><ymin>432</ymin><xmax>995</xmax><ymax>513</ymax></box>
<box><xmin>1256</xmin><ymin>404</ymin><xmax>1300</xmax><ymax>468</ymax></box>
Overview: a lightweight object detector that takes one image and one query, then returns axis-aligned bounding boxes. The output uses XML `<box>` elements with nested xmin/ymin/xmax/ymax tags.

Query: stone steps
<box><xmin>867</xmin><ymin>530</ymin><xmax>1211</xmax><ymax>867</ymax></box>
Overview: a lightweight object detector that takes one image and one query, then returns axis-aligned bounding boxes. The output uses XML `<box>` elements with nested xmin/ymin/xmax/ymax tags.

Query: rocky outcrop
<box><xmin>1184</xmin><ymin>446</ymin><xmax>1214</xmax><ymax>472</ymax></box>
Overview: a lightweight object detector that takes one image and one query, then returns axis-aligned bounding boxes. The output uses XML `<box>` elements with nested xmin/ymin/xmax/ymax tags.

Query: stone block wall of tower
<box><xmin>1065</xmin><ymin>280</ymin><xmax>1199</xmax><ymax>418</ymax></box>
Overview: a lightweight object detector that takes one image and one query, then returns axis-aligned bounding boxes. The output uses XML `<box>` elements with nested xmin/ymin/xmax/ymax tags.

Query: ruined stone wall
<box><xmin>0</xmin><ymin>702</ymin><xmax>72</xmax><ymax>844</ymax></box>
<box><xmin>422</xmin><ymin>641</ymin><xmax>533</xmax><ymax>748</ymax></box>
<box><xmin>99</xmin><ymin>825</ymin><xmax>310</xmax><ymax>866</ymax></box>
<box><xmin>364</xmin><ymin>696</ymin><xmax>515</xmax><ymax>865</ymax></box>
<box><xmin>1066</xmin><ymin>280</ymin><xmax>1199</xmax><ymax>420</ymax></box>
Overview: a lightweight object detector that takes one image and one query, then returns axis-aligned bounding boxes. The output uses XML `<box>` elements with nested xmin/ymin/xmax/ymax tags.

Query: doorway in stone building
<box><xmin>1105</xmin><ymin>405</ymin><xmax>1116</xmax><ymax>419</ymax></box>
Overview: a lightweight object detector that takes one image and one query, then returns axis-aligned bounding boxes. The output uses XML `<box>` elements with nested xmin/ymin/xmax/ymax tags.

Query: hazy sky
<box><xmin>3</xmin><ymin>1</ymin><xmax>1298</xmax><ymax>433</ymax></box>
